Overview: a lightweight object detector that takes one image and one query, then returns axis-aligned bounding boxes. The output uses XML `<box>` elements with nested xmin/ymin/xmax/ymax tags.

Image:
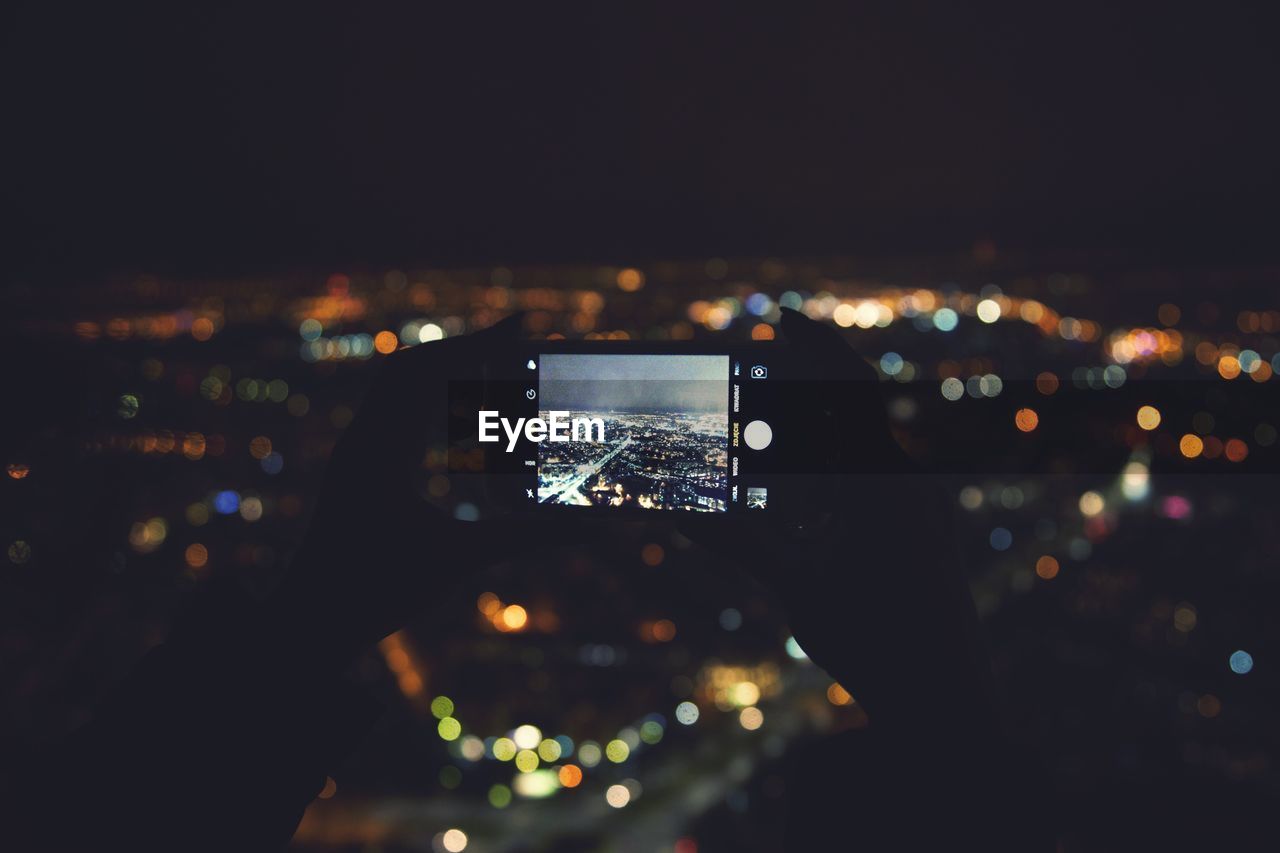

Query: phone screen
<box><xmin>478</xmin><ymin>344</ymin><xmax>784</xmax><ymax>513</ymax></box>
<box><xmin>536</xmin><ymin>354</ymin><xmax>732</xmax><ymax>510</ymax></box>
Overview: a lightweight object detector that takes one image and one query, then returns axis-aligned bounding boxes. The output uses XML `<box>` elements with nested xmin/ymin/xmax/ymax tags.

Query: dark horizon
<box><xmin>4</xmin><ymin>2</ymin><xmax>1279</xmax><ymax>283</ymax></box>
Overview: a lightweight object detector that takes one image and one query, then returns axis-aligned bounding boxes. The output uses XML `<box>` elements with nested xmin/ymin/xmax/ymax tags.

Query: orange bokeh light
<box><xmin>1136</xmin><ymin>405</ymin><xmax>1161</xmax><ymax>430</ymax></box>
<box><xmin>500</xmin><ymin>604</ymin><xmax>528</xmax><ymax>631</ymax></box>
<box><xmin>374</xmin><ymin>330</ymin><xmax>399</xmax><ymax>354</ymax></box>
<box><xmin>1035</xmin><ymin>555</ymin><xmax>1059</xmax><ymax>580</ymax></box>
<box><xmin>184</xmin><ymin>543</ymin><xmax>208</xmax><ymax>569</ymax></box>
<box><xmin>826</xmin><ymin>683</ymin><xmax>854</xmax><ymax>706</ymax></box>
<box><xmin>651</xmin><ymin>619</ymin><xmax>677</xmax><ymax>642</ymax></box>
<box><xmin>398</xmin><ymin>671</ymin><xmax>424</xmax><ymax>696</ymax></box>
<box><xmin>249</xmin><ymin>435</ymin><xmax>272</xmax><ymax>459</ymax></box>
<box><xmin>1224</xmin><ymin>438</ymin><xmax>1248</xmax><ymax>463</ymax></box>
<box><xmin>616</xmin><ymin>268</ymin><xmax>645</xmax><ymax>291</ymax></box>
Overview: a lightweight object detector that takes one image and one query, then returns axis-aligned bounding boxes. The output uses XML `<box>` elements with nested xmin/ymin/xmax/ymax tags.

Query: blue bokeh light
<box><xmin>1229</xmin><ymin>650</ymin><xmax>1254</xmax><ymax>675</ymax></box>
<box><xmin>933</xmin><ymin>308</ymin><xmax>959</xmax><ymax>332</ymax></box>
<box><xmin>260</xmin><ymin>452</ymin><xmax>284</xmax><ymax>475</ymax></box>
<box><xmin>213</xmin><ymin>490</ymin><xmax>240</xmax><ymax>515</ymax></box>
<box><xmin>880</xmin><ymin>352</ymin><xmax>904</xmax><ymax>376</ymax></box>
<box><xmin>745</xmin><ymin>293</ymin><xmax>772</xmax><ymax>316</ymax></box>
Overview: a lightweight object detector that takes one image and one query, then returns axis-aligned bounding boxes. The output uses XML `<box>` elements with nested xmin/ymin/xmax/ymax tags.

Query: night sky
<box><xmin>4</xmin><ymin>2</ymin><xmax>1279</xmax><ymax>280</ymax></box>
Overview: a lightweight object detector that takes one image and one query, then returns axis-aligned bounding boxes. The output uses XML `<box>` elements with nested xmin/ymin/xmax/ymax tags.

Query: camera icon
<box><xmin>750</xmin><ymin>365</ymin><xmax>767</xmax><ymax>379</ymax></box>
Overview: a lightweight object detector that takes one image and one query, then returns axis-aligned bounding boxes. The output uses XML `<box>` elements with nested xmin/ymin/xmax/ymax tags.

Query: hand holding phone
<box><xmin>677</xmin><ymin>310</ymin><xmax>999</xmax><ymax>743</ymax></box>
<box><xmin>268</xmin><ymin>314</ymin><xmax>551</xmax><ymax>659</ymax></box>
<box><xmin>474</xmin><ymin>319</ymin><xmax>872</xmax><ymax>519</ymax></box>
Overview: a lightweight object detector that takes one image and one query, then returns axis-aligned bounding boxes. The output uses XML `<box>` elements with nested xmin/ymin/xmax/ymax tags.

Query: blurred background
<box><xmin>3</xmin><ymin>3</ymin><xmax>1279</xmax><ymax>851</ymax></box>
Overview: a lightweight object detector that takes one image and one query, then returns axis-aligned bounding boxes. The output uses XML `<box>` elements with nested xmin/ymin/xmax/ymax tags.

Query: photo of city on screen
<box><xmin>536</xmin><ymin>354</ymin><xmax>729</xmax><ymax>511</ymax></box>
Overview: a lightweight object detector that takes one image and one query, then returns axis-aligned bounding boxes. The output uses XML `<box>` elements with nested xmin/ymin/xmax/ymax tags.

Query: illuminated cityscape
<box><xmin>538</xmin><ymin>411</ymin><xmax>728</xmax><ymax>511</ymax></box>
<box><xmin>5</xmin><ymin>3</ymin><xmax>1278</xmax><ymax>846</ymax></box>
<box><xmin>536</xmin><ymin>353</ymin><xmax>730</xmax><ymax>512</ymax></box>
<box><xmin>3</xmin><ymin>256</ymin><xmax>1278</xmax><ymax>850</ymax></box>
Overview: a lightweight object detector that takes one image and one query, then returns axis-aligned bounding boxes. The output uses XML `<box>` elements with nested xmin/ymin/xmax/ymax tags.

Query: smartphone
<box><xmin>466</xmin><ymin>341</ymin><xmax>833</xmax><ymax>516</ymax></box>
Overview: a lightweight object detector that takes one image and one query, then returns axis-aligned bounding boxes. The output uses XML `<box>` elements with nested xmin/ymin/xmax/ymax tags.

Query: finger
<box><xmin>776</xmin><ymin>308</ymin><xmax>912</xmax><ymax>477</ymax></box>
<box><xmin>424</xmin><ymin>310</ymin><xmax>524</xmax><ymax>364</ymax></box>
<box><xmin>778</xmin><ymin>306</ymin><xmax>881</xmax><ymax>413</ymax></box>
<box><xmin>377</xmin><ymin>311</ymin><xmax>523</xmax><ymax>385</ymax></box>
<box><xmin>354</xmin><ymin>312</ymin><xmax>524</xmax><ymax>445</ymax></box>
<box><xmin>778</xmin><ymin>307</ymin><xmax>881</xmax><ymax>382</ymax></box>
<box><xmin>779</xmin><ymin>306</ymin><xmax>856</xmax><ymax>359</ymax></box>
<box><xmin>471</xmin><ymin>311</ymin><xmax>525</xmax><ymax>341</ymax></box>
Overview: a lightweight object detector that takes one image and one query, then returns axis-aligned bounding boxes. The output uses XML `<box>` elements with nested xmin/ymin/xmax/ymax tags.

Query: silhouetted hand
<box><xmin>264</xmin><ymin>313</ymin><xmax>536</xmax><ymax>663</ymax></box>
<box><xmin>683</xmin><ymin>308</ymin><xmax>997</xmax><ymax>735</ymax></box>
<box><xmin>11</xmin><ymin>320</ymin><xmax>555</xmax><ymax>852</ymax></box>
<box><xmin>682</xmin><ymin>309</ymin><xmax>1051</xmax><ymax>849</ymax></box>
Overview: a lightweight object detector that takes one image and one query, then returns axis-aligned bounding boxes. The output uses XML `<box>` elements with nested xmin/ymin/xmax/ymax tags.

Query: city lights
<box><xmin>17</xmin><ymin>255</ymin><xmax>1277</xmax><ymax>851</ymax></box>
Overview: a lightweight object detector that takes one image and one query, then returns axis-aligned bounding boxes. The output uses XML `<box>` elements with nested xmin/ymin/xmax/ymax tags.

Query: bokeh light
<box><xmin>1229</xmin><ymin>650</ymin><xmax>1254</xmax><ymax>675</ymax></box>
